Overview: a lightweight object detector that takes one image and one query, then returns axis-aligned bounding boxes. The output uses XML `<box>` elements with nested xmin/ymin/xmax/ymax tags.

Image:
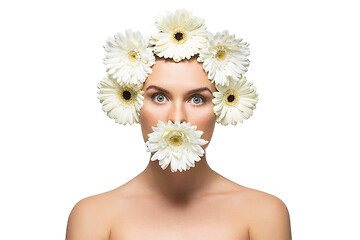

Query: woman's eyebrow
<box><xmin>146</xmin><ymin>85</ymin><xmax>213</xmax><ymax>95</ymax></box>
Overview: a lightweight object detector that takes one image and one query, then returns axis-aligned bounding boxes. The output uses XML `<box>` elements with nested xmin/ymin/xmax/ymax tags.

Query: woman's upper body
<box><xmin>66</xmin><ymin>166</ymin><xmax>291</xmax><ymax>240</ymax></box>
<box><xmin>66</xmin><ymin>58</ymin><xmax>291</xmax><ymax>239</ymax></box>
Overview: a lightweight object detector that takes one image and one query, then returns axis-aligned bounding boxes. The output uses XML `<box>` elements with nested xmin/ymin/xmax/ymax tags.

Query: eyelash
<box><xmin>151</xmin><ymin>93</ymin><xmax>207</xmax><ymax>105</ymax></box>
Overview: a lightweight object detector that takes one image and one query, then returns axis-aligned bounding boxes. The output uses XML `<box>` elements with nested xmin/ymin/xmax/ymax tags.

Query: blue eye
<box><xmin>190</xmin><ymin>95</ymin><xmax>205</xmax><ymax>105</ymax></box>
<box><xmin>151</xmin><ymin>93</ymin><xmax>206</xmax><ymax>105</ymax></box>
<box><xmin>153</xmin><ymin>93</ymin><xmax>167</xmax><ymax>103</ymax></box>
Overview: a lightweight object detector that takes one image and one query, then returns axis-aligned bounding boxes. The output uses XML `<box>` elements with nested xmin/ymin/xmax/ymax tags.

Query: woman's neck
<box><xmin>139</xmin><ymin>152</ymin><xmax>219</xmax><ymax>202</ymax></box>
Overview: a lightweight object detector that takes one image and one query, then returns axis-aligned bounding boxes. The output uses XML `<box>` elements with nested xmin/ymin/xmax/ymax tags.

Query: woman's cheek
<box><xmin>140</xmin><ymin>102</ymin><xmax>154</xmax><ymax>142</ymax></box>
<box><xmin>203</xmin><ymin>113</ymin><xmax>216</xmax><ymax>143</ymax></box>
<box><xmin>188</xmin><ymin>106</ymin><xmax>216</xmax><ymax>142</ymax></box>
<box><xmin>140</xmin><ymin>100</ymin><xmax>166</xmax><ymax>141</ymax></box>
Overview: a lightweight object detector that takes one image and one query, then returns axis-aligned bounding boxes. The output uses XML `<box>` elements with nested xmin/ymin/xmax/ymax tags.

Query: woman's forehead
<box><xmin>144</xmin><ymin>58</ymin><xmax>215</xmax><ymax>92</ymax></box>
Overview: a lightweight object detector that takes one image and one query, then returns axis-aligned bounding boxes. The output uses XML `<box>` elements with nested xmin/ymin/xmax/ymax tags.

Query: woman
<box><xmin>66</xmin><ymin>10</ymin><xmax>291</xmax><ymax>240</ymax></box>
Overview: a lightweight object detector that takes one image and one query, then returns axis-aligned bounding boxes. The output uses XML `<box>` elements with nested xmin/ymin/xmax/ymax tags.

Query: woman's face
<box><xmin>140</xmin><ymin>57</ymin><xmax>216</xmax><ymax>150</ymax></box>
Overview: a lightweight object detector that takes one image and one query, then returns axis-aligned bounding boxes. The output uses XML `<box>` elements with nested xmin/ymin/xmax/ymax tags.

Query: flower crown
<box><xmin>97</xmin><ymin>9</ymin><xmax>259</xmax><ymax>126</ymax></box>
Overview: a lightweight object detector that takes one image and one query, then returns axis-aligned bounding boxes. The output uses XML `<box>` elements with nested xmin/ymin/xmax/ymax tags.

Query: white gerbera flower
<box><xmin>150</xmin><ymin>9</ymin><xmax>209</xmax><ymax>62</ymax></box>
<box><xmin>104</xmin><ymin>29</ymin><xmax>155</xmax><ymax>85</ymax></box>
<box><xmin>97</xmin><ymin>75</ymin><xmax>144</xmax><ymax>125</ymax></box>
<box><xmin>212</xmin><ymin>76</ymin><xmax>258</xmax><ymax>126</ymax></box>
<box><xmin>145</xmin><ymin>119</ymin><xmax>208</xmax><ymax>173</ymax></box>
<box><xmin>198</xmin><ymin>30</ymin><xmax>250</xmax><ymax>86</ymax></box>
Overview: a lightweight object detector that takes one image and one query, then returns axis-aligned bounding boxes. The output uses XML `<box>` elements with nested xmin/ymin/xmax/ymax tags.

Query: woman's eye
<box><xmin>153</xmin><ymin>93</ymin><xmax>167</xmax><ymax>103</ymax></box>
<box><xmin>152</xmin><ymin>93</ymin><xmax>205</xmax><ymax>105</ymax></box>
<box><xmin>190</xmin><ymin>96</ymin><xmax>205</xmax><ymax>105</ymax></box>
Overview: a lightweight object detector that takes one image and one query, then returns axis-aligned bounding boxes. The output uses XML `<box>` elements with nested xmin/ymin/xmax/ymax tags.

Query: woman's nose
<box><xmin>167</xmin><ymin>100</ymin><xmax>188</xmax><ymax>124</ymax></box>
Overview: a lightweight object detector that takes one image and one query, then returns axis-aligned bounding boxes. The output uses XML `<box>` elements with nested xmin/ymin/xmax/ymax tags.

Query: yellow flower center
<box><xmin>119</xmin><ymin>87</ymin><xmax>136</xmax><ymax>105</ymax></box>
<box><xmin>128</xmin><ymin>49</ymin><xmax>139</xmax><ymax>62</ymax></box>
<box><xmin>214</xmin><ymin>46</ymin><xmax>227</xmax><ymax>61</ymax></box>
<box><xmin>166</xmin><ymin>131</ymin><xmax>184</xmax><ymax>147</ymax></box>
<box><xmin>215</xmin><ymin>49</ymin><xmax>227</xmax><ymax>61</ymax></box>
<box><xmin>171</xmin><ymin>28</ymin><xmax>188</xmax><ymax>44</ymax></box>
<box><xmin>224</xmin><ymin>90</ymin><xmax>239</xmax><ymax>106</ymax></box>
<box><xmin>170</xmin><ymin>135</ymin><xmax>183</xmax><ymax>146</ymax></box>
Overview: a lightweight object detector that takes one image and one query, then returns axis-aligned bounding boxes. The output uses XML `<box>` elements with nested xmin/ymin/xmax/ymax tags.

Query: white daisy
<box><xmin>212</xmin><ymin>76</ymin><xmax>258</xmax><ymax>126</ymax></box>
<box><xmin>97</xmin><ymin>75</ymin><xmax>144</xmax><ymax>125</ymax></box>
<box><xmin>198</xmin><ymin>30</ymin><xmax>250</xmax><ymax>86</ymax></box>
<box><xmin>150</xmin><ymin>9</ymin><xmax>209</xmax><ymax>62</ymax></box>
<box><xmin>145</xmin><ymin>119</ymin><xmax>208</xmax><ymax>173</ymax></box>
<box><xmin>104</xmin><ymin>29</ymin><xmax>155</xmax><ymax>85</ymax></box>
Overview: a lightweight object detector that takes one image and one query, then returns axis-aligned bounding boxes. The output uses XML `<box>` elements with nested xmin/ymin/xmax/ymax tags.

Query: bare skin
<box><xmin>66</xmin><ymin>58</ymin><xmax>292</xmax><ymax>240</ymax></box>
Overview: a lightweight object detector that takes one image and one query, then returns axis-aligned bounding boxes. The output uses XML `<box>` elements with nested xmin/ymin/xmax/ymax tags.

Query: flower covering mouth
<box><xmin>145</xmin><ymin>119</ymin><xmax>208</xmax><ymax>173</ymax></box>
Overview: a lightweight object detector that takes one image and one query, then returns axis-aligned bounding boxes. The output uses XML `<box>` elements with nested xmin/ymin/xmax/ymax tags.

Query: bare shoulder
<box><xmin>238</xmin><ymin>186</ymin><xmax>292</xmax><ymax>240</ymax></box>
<box><xmin>66</xmin><ymin>190</ymin><xmax>118</xmax><ymax>240</ymax></box>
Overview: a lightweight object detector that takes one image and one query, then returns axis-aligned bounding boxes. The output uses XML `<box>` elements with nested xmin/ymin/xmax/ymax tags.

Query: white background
<box><xmin>1</xmin><ymin>0</ymin><xmax>359</xmax><ymax>239</ymax></box>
